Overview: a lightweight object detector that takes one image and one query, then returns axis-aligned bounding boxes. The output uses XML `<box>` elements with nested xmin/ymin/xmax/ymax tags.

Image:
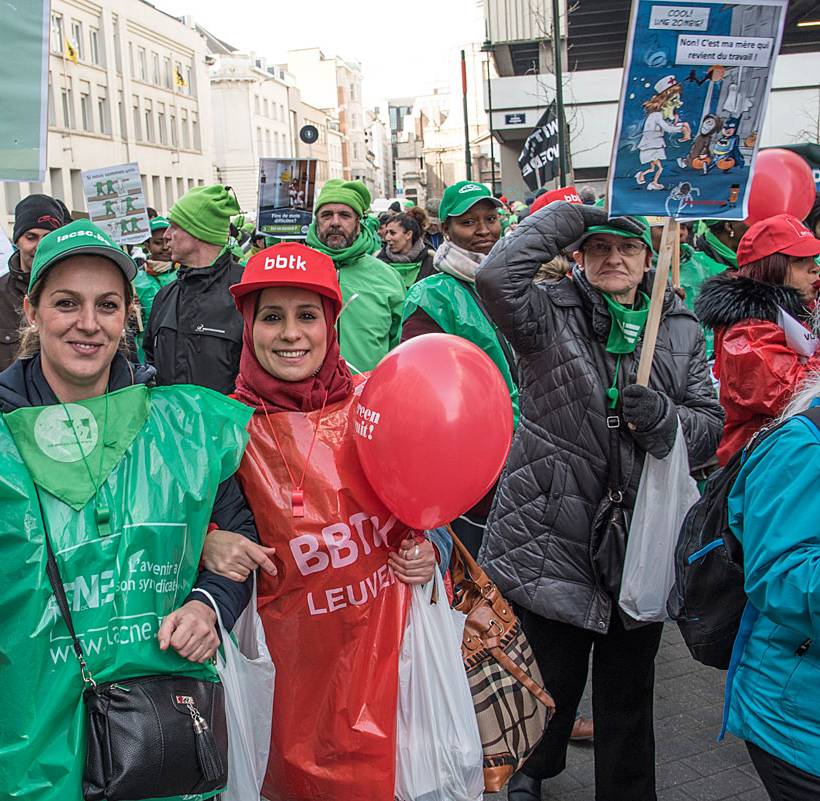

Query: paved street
<box><xmin>487</xmin><ymin>626</ymin><xmax>767</xmax><ymax>801</ymax></box>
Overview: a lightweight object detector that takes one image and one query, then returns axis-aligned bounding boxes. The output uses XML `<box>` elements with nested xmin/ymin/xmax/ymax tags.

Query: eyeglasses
<box><xmin>584</xmin><ymin>239</ymin><xmax>646</xmax><ymax>257</ymax></box>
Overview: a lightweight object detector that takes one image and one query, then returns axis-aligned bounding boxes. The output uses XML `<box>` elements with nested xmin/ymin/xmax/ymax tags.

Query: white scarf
<box><xmin>433</xmin><ymin>240</ymin><xmax>484</xmax><ymax>283</ymax></box>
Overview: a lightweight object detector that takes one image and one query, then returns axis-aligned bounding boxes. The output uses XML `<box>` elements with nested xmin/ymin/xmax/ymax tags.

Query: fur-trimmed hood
<box><xmin>695</xmin><ymin>273</ymin><xmax>808</xmax><ymax>330</ymax></box>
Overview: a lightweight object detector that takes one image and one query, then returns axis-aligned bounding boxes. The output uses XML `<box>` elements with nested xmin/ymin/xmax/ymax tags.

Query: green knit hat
<box><xmin>169</xmin><ymin>184</ymin><xmax>240</xmax><ymax>245</ymax></box>
<box><xmin>314</xmin><ymin>179</ymin><xmax>371</xmax><ymax>218</ymax></box>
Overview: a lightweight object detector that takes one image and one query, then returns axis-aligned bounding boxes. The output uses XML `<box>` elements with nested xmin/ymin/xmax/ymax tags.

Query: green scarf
<box><xmin>696</xmin><ymin>223</ymin><xmax>739</xmax><ymax>268</ymax></box>
<box><xmin>4</xmin><ymin>386</ymin><xmax>149</xmax><ymax>515</ymax></box>
<box><xmin>602</xmin><ymin>291</ymin><xmax>650</xmax><ymax>354</ymax></box>
<box><xmin>305</xmin><ymin>222</ymin><xmax>378</xmax><ymax>269</ymax></box>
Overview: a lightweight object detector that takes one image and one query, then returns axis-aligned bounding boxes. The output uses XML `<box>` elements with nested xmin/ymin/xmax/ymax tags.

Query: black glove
<box><xmin>621</xmin><ymin>383</ymin><xmax>670</xmax><ymax>433</ymax></box>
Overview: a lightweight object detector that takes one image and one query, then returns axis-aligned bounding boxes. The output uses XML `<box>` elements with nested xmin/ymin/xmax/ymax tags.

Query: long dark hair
<box><xmin>388</xmin><ymin>213</ymin><xmax>422</xmax><ymax>245</ymax></box>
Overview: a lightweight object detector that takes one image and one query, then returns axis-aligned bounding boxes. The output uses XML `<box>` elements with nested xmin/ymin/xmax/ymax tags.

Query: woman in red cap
<box><xmin>201</xmin><ymin>242</ymin><xmax>438</xmax><ymax>801</ymax></box>
<box><xmin>695</xmin><ymin>213</ymin><xmax>820</xmax><ymax>464</ymax></box>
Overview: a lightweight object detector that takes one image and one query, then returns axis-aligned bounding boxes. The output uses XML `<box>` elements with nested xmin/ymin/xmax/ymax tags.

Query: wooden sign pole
<box><xmin>670</xmin><ymin>219</ymin><xmax>681</xmax><ymax>290</ymax></box>
<box><xmin>636</xmin><ymin>218</ymin><xmax>677</xmax><ymax>387</ymax></box>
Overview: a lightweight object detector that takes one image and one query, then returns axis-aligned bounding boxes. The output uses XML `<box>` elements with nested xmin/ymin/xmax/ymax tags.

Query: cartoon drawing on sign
<box><xmin>678</xmin><ymin>113</ymin><xmax>722</xmax><ymax>172</ymax></box>
<box><xmin>634</xmin><ymin>76</ymin><xmax>692</xmax><ymax>191</ymax></box>
<box><xmin>707</xmin><ymin>116</ymin><xmax>745</xmax><ymax>172</ymax></box>
<box><xmin>608</xmin><ymin>0</ymin><xmax>787</xmax><ymax>220</ymax></box>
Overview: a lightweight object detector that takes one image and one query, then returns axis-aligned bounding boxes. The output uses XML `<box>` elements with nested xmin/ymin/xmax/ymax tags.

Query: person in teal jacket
<box><xmin>305</xmin><ymin>180</ymin><xmax>405</xmax><ymax>373</ymax></box>
<box><xmin>725</xmin><ymin>375</ymin><xmax>820</xmax><ymax>798</ymax></box>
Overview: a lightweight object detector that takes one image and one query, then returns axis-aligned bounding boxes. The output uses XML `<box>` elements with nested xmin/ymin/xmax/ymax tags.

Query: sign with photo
<box><xmin>257</xmin><ymin>159</ymin><xmax>317</xmax><ymax>239</ymax></box>
<box><xmin>81</xmin><ymin>162</ymin><xmax>150</xmax><ymax>245</ymax></box>
<box><xmin>608</xmin><ymin>0</ymin><xmax>787</xmax><ymax>220</ymax></box>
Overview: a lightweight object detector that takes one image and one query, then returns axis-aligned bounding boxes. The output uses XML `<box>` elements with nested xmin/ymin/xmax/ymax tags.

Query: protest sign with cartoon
<box><xmin>608</xmin><ymin>0</ymin><xmax>787</xmax><ymax>219</ymax></box>
<box><xmin>81</xmin><ymin>162</ymin><xmax>150</xmax><ymax>245</ymax></box>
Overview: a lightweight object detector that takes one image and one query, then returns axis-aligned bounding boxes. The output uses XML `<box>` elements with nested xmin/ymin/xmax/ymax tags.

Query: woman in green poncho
<box><xmin>0</xmin><ymin>220</ymin><xmax>270</xmax><ymax>801</ymax></box>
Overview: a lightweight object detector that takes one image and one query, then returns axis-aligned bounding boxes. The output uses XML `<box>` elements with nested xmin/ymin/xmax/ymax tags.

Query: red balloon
<box><xmin>746</xmin><ymin>149</ymin><xmax>815</xmax><ymax>226</ymax></box>
<box><xmin>353</xmin><ymin>334</ymin><xmax>513</xmax><ymax>530</ymax></box>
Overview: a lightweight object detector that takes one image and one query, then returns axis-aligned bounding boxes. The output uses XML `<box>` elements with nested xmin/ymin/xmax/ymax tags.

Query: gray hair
<box><xmin>779</xmin><ymin>371</ymin><xmax>820</xmax><ymax>422</ymax></box>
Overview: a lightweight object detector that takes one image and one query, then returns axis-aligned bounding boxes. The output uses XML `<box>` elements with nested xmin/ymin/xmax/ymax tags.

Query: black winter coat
<box><xmin>143</xmin><ymin>250</ymin><xmax>244</xmax><ymax>394</ymax></box>
<box><xmin>0</xmin><ymin>253</ymin><xmax>27</xmax><ymax>372</ymax></box>
<box><xmin>475</xmin><ymin>205</ymin><xmax>723</xmax><ymax>632</ymax></box>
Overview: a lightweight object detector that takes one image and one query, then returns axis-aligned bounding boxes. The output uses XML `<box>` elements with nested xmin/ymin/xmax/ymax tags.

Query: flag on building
<box><xmin>518</xmin><ymin>101</ymin><xmax>561</xmax><ymax>192</ymax></box>
<box><xmin>65</xmin><ymin>40</ymin><xmax>78</xmax><ymax>64</ymax></box>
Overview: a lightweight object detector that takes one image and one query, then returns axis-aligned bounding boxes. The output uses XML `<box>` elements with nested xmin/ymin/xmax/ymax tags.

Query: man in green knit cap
<box><xmin>143</xmin><ymin>184</ymin><xmax>245</xmax><ymax>393</ymax></box>
<box><xmin>305</xmin><ymin>179</ymin><xmax>406</xmax><ymax>372</ymax></box>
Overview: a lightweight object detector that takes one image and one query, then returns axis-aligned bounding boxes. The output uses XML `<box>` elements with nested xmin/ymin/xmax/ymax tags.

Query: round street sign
<box><xmin>299</xmin><ymin>125</ymin><xmax>319</xmax><ymax>144</ymax></box>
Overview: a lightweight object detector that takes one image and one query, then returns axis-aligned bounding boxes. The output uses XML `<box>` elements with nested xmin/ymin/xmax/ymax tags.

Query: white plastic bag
<box><xmin>395</xmin><ymin>570</ymin><xmax>484</xmax><ymax>801</ymax></box>
<box><xmin>194</xmin><ymin>580</ymin><xmax>275</xmax><ymax>801</ymax></box>
<box><xmin>619</xmin><ymin>422</ymin><xmax>700</xmax><ymax>622</ymax></box>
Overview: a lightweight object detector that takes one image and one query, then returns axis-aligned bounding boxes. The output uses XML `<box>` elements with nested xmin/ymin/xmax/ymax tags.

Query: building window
<box><xmin>265</xmin><ymin>129</ymin><xmax>272</xmax><ymax>155</ymax></box>
<box><xmin>113</xmin><ymin>24</ymin><xmax>122</xmax><ymax>73</ymax></box>
<box><xmin>186</xmin><ymin>67</ymin><xmax>193</xmax><ymax>95</ymax></box>
<box><xmin>254</xmin><ymin>95</ymin><xmax>260</xmax><ymax>115</ymax></box>
<box><xmin>181</xmin><ymin>109</ymin><xmax>190</xmax><ymax>148</ymax></box>
<box><xmin>51</xmin><ymin>14</ymin><xmax>63</xmax><ymax>54</ymax></box>
<box><xmin>118</xmin><ymin>91</ymin><xmax>126</xmax><ymax>138</ymax></box>
<box><xmin>165</xmin><ymin>176</ymin><xmax>173</xmax><ymax>206</ymax></box>
<box><xmin>48</xmin><ymin>78</ymin><xmax>56</xmax><ymax>126</ymax></box>
<box><xmin>152</xmin><ymin>52</ymin><xmax>160</xmax><ymax>85</ymax></box>
<box><xmin>70</xmin><ymin>20</ymin><xmax>83</xmax><ymax>60</ymax></box>
<box><xmin>157</xmin><ymin>103</ymin><xmax>167</xmax><ymax>145</ymax></box>
<box><xmin>176</xmin><ymin>177</ymin><xmax>184</xmax><ymax>198</ymax></box>
<box><xmin>137</xmin><ymin>47</ymin><xmax>147</xmax><ymax>81</ymax></box>
<box><xmin>61</xmin><ymin>86</ymin><xmax>74</xmax><ymax>128</ymax></box>
<box><xmin>132</xmin><ymin>97</ymin><xmax>141</xmax><ymax>140</ymax></box>
<box><xmin>169</xmin><ymin>110</ymin><xmax>178</xmax><ymax>146</ymax></box>
<box><xmin>97</xmin><ymin>87</ymin><xmax>110</xmax><ymax>134</ymax></box>
<box><xmin>256</xmin><ymin>127</ymin><xmax>262</xmax><ymax>155</ymax></box>
<box><xmin>79</xmin><ymin>84</ymin><xmax>92</xmax><ymax>132</ymax></box>
<box><xmin>163</xmin><ymin>57</ymin><xmax>172</xmax><ymax>89</ymax></box>
<box><xmin>89</xmin><ymin>27</ymin><xmax>101</xmax><ymax>65</ymax></box>
<box><xmin>144</xmin><ymin>100</ymin><xmax>154</xmax><ymax>142</ymax></box>
<box><xmin>263</xmin><ymin>98</ymin><xmax>269</xmax><ymax>117</ymax></box>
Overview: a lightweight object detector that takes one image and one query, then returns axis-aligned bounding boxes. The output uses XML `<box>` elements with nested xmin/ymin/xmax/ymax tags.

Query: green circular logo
<box><xmin>34</xmin><ymin>405</ymin><xmax>99</xmax><ymax>463</ymax></box>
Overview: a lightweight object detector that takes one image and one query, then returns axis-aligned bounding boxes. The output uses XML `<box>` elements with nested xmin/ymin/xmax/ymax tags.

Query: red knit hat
<box><xmin>230</xmin><ymin>242</ymin><xmax>342</xmax><ymax>314</ymax></box>
<box><xmin>737</xmin><ymin>213</ymin><xmax>820</xmax><ymax>266</ymax></box>
<box><xmin>530</xmin><ymin>186</ymin><xmax>582</xmax><ymax>215</ymax></box>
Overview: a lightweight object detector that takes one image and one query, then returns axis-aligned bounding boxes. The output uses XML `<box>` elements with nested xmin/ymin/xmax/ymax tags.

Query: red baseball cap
<box><xmin>530</xmin><ymin>186</ymin><xmax>582</xmax><ymax>215</ymax></box>
<box><xmin>230</xmin><ymin>242</ymin><xmax>343</xmax><ymax>314</ymax></box>
<box><xmin>737</xmin><ymin>213</ymin><xmax>820</xmax><ymax>266</ymax></box>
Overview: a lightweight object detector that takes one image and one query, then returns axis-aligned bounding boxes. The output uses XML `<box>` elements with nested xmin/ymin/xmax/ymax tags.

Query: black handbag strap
<box><xmin>605</xmin><ymin>414</ymin><xmax>623</xmax><ymax>500</ymax></box>
<box><xmin>35</xmin><ymin>487</ymin><xmax>96</xmax><ymax>686</ymax></box>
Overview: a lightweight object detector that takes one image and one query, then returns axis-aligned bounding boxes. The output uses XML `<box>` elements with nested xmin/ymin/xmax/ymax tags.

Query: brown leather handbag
<box><xmin>448</xmin><ymin>528</ymin><xmax>555</xmax><ymax>792</ymax></box>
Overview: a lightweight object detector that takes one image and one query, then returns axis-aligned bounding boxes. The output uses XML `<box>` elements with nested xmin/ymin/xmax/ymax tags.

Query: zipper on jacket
<box><xmin>795</xmin><ymin>638</ymin><xmax>812</xmax><ymax>657</ymax></box>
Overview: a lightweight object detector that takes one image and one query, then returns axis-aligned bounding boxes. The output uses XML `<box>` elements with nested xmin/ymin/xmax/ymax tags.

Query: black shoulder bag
<box><xmin>38</xmin><ymin>491</ymin><xmax>228</xmax><ymax>801</ymax></box>
<box><xmin>589</xmin><ymin>413</ymin><xmax>629</xmax><ymax>598</ymax></box>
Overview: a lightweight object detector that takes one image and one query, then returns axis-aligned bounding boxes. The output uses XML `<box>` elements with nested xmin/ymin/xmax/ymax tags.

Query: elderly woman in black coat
<box><xmin>475</xmin><ymin>202</ymin><xmax>723</xmax><ymax>801</ymax></box>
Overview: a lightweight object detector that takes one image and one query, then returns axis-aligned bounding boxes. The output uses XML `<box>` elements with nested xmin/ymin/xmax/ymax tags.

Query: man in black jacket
<box><xmin>143</xmin><ymin>185</ymin><xmax>244</xmax><ymax>393</ymax></box>
<box><xmin>0</xmin><ymin>194</ymin><xmax>70</xmax><ymax>371</ymax></box>
<box><xmin>475</xmin><ymin>202</ymin><xmax>723</xmax><ymax>801</ymax></box>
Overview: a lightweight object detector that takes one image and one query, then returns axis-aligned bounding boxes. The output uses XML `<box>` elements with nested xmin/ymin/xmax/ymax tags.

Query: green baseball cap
<box><xmin>29</xmin><ymin>219</ymin><xmax>138</xmax><ymax>292</ymax></box>
<box><xmin>576</xmin><ymin>216</ymin><xmax>654</xmax><ymax>253</ymax></box>
<box><xmin>439</xmin><ymin>181</ymin><xmax>502</xmax><ymax>221</ymax></box>
<box><xmin>149</xmin><ymin>215</ymin><xmax>170</xmax><ymax>232</ymax></box>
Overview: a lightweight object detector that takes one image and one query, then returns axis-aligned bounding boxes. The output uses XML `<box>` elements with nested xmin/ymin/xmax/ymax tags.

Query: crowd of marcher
<box><xmin>0</xmin><ymin>174</ymin><xmax>818</xmax><ymax>801</ymax></box>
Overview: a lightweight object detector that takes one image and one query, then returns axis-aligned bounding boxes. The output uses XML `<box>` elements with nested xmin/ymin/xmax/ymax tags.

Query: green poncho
<box><xmin>0</xmin><ymin>384</ymin><xmax>252</xmax><ymax>801</ymax></box>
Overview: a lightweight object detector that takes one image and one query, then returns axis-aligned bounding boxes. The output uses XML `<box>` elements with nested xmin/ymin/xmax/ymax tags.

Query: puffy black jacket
<box><xmin>475</xmin><ymin>204</ymin><xmax>723</xmax><ymax>633</ymax></box>
<box><xmin>143</xmin><ymin>250</ymin><xmax>244</xmax><ymax>394</ymax></box>
<box><xmin>0</xmin><ymin>253</ymin><xmax>27</xmax><ymax>372</ymax></box>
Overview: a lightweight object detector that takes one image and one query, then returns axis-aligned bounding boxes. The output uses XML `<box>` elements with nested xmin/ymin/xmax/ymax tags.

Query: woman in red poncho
<box><xmin>202</xmin><ymin>242</ymin><xmax>437</xmax><ymax>801</ymax></box>
<box><xmin>695</xmin><ymin>213</ymin><xmax>820</xmax><ymax>464</ymax></box>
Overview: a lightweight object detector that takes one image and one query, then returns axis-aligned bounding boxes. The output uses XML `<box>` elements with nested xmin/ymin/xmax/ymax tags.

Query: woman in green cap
<box><xmin>134</xmin><ymin>215</ymin><xmax>177</xmax><ymax>362</ymax></box>
<box><xmin>400</xmin><ymin>180</ymin><xmax>514</xmax><ymax>557</ymax></box>
<box><xmin>0</xmin><ymin>220</ymin><xmax>270</xmax><ymax>801</ymax></box>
